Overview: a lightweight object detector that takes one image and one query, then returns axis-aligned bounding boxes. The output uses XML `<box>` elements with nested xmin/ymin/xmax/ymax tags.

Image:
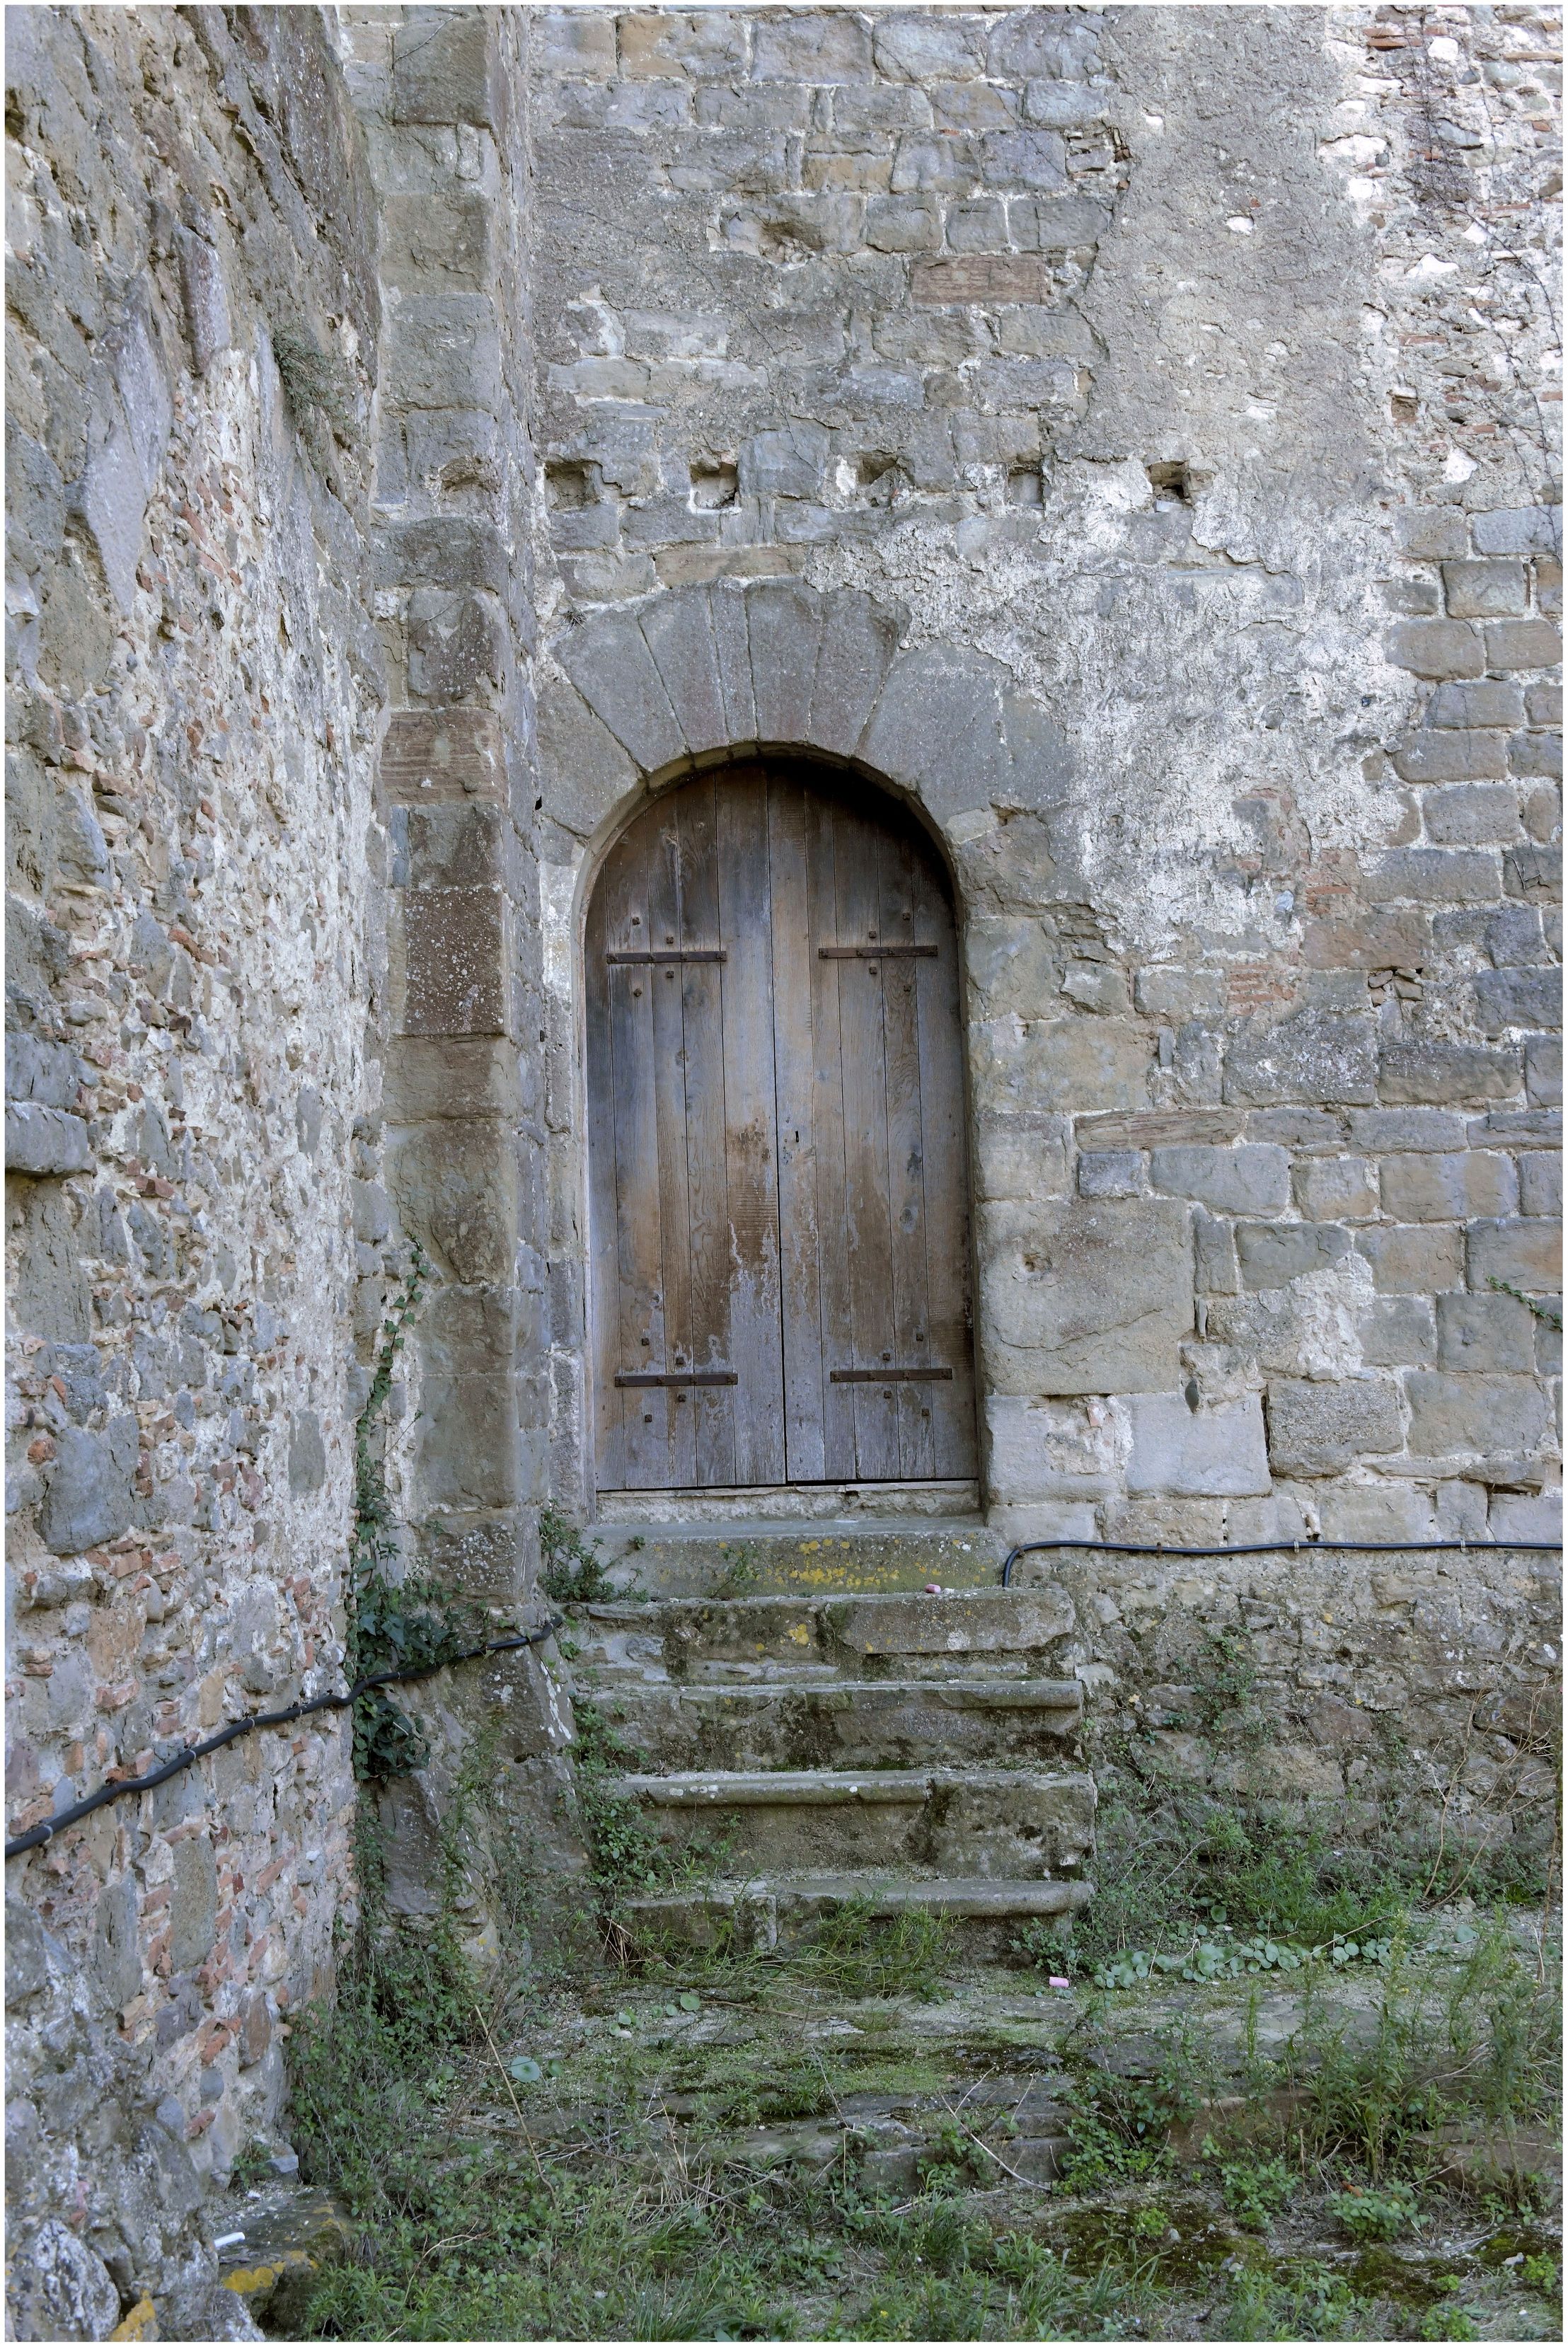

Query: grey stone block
<box><xmin>1235</xmin><ymin>1222</ymin><xmax>1351</xmax><ymax>1288</ymax></box>
<box><xmin>873</xmin><ymin>14</ymin><xmax>987</xmax><ymax>77</ymax></box>
<box><xmin>175</xmin><ymin>227</ymin><xmax>231</xmax><ymax>374</ymax></box>
<box><xmin>712</xmin><ymin>580</ymin><xmax>759</xmax><ymax>743</ymax></box>
<box><xmin>987</xmin><ymin>1194</ymin><xmax>1193</xmax><ymax>1395</ymax></box>
<box><xmin>1150</xmin><ymin>1143</ymin><xmax>1289</xmax><ymax>1214</ymax></box>
<box><xmin>1359</xmin><ymin>848</ymin><xmax>1500</xmax><ymax>903</ymax></box>
<box><xmin>739</xmin><ymin>424</ymin><xmax>830</xmax><ymax>500</ymax></box>
<box><xmin>1436</xmin><ymin>1292</ymin><xmax>1535</xmax><ymax>1373</ymax></box>
<box><xmin>1485</xmin><ymin>620</ymin><xmax>1562</xmax><ymax>670</ymax></box>
<box><xmin>536</xmin><ymin>676</ymin><xmax>639</xmax><ymax>836</ymax></box>
<box><xmin>1349</xmin><ymin>1109</ymin><xmax>1470</xmax><ymax>1151</ymax></box>
<box><xmin>1380</xmin><ymin>1151</ymin><xmax>1515</xmax><ymax>1222</ymax></box>
<box><xmin>1443</xmin><ymin>560</ymin><xmax>1528</xmax><ymax>619</ymax></box>
<box><xmin>746</xmin><ymin>579</ymin><xmax>823</xmax><ymax>744</ymax></box>
<box><xmin>1194</xmin><ymin>1209</ymin><xmax>1239</xmax><ymax>1295</ymax></box>
<box><xmin>1427</xmin><ymin>680</ymin><xmax>1527</xmax><ymax>729</ymax></box>
<box><xmin>1423</xmin><ymin>785</ymin><xmax>1521</xmax><ymax>842</ymax></box>
<box><xmin>92</xmin><ymin>1874</ymin><xmax>142</xmax><ymax>2009</ymax></box>
<box><xmin>751</xmin><ymin>11</ymin><xmax>874</xmax><ymax>80</ymax></box>
<box><xmin>981</xmin><ymin>129</ymin><xmax>1068</xmax><ymax>190</ymax></box>
<box><xmin>1078</xmin><ymin>1150</ymin><xmax>1143</xmax><ymax>1198</ymax></box>
<box><xmin>6</xmin><ymin>1033</ymin><xmax>82</xmax><ymax>1109</ymax></box>
<box><xmin>860</xmin><ymin>642</ymin><xmax>1014</xmax><ymax>822</ymax></box>
<box><xmin>1359</xmin><ymin>1296</ymin><xmax>1435</xmax><ymax>1367</ymax></box>
<box><xmin>1526</xmin><ymin>1034</ymin><xmax>1562</xmax><ymax>1108</ymax></box>
<box><xmin>288</xmin><ymin>1409</ymin><xmax>327</xmax><ymax>1494</ymax></box>
<box><xmin>392</xmin><ymin>8</ymin><xmax>494</xmax><ymax>123</ymax></box>
<box><xmin>1356</xmin><ymin>1223</ymin><xmax>1465</xmax><ymax>1293</ymax></box>
<box><xmin>1466</xmin><ymin>1217</ymin><xmax>1562</xmax><ymax>1294</ymax></box>
<box><xmin>1223</xmin><ymin>1012</ymin><xmax>1376</xmax><ymax>1107</ymax></box>
<box><xmin>807</xmin><ymin>591</ymin><xmax>901</xmax><ymax>756</ymax></box>
<box><xmin>1294</xmin><ymin>1156</ymin><xmax>1378</xmax><ymax>1220</ymax></box>
<box><xmin>557</xmin><ymin>612</ymin><xmax>686</xmax><ymax>774</ymax></box>
<box><xmin>1126</xmin><ymin>1393</ymin><xmax>1271</xmax><ymax>1496</ymax></box>
<box><xmin>378</xmin><ymin>517</ymin><xmax>507</xmax><ymax>595</ymax></box>
<box><xmin>1472</xmin><ymin>507</ymin><xmax>1564</xmax><ymax>557</ymax></box>
<box><xmin>1520</xmin><ymin>1153</ymin><xmax>1562</xmax><ymax>1216</ymax></box>
<box><xmin>406</xmin><ymin>588</ymin><xmax>503</xmax><ymax>701</ymax></box>
<box><xmin>1378</xmin><ymin>1039</ymin><xmax>1520</xmax><ymax>1105</ymax></box>
<box><xmin>170</xmin><ymin>1833</ymin><xmax>218</xmax><ymax>1972</ymax></box>
<box><xmin>38</xmin><ymin>1419</ymin><xmax>137</xmax><ymax>1553</ymax></box>
<box><xmin>642</xmin><ymin>587</ymin><xmax>728</xmax><ymax>755</ymax></box>
<box><xmin>1384</xmin><ymin>621</ymin><xmax>1484</xmax><ymax>679</ymax></box>
<box><xmin>1391</xmin><ymin>735</ymin><xmax>1509</xmax><ymax>785</ymax></box>
<box><xmin>1393</xmin><ymin>507</ymin><xmax>1470</xmax><ymax>558</ymax></box>
<box><xmin>1473</xmin><ymin>966</ymin><xmax>1562</xmax><ymax>1039</ymax></box>
<box><xmin>384</xmin><ymin>295</ymin><xmax>503</xmax><ymax>413</ymax></box>
<box><xmin>1405</xmin><ymin>1372</ymin><xmax>1548</xmax><ymax>1457</ymax></box>
<box><xmin>1266</xmin><ymin>1378</ymin><xmax>1403</xmax><ymax>1475</ymax></box>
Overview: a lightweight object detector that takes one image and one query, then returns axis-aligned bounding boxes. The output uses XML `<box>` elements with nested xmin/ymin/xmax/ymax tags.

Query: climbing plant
<box><xmin>348</xmin><ymin>1241</ymin><xmax>485</xmax><ymax>1778</ymax></box>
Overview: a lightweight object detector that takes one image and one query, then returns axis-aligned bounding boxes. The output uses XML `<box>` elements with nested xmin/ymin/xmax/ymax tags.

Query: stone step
<box><xmin>623</xmin><ymin>1870</ymin><xmax>1093</xmax><ymax>1957</ymax></box>
<box><xmin>592</xmin><ymin>1675</ymin><xmax>1084</xmax><ymax>1771</ymax></box>
<box><xmin>593</xmin><ymin>1520</ymin><xmax>1008</xmax><ymax>1600</ymax></box>
<box><xmin>575</xmin><ymin>1586</ymin><xmax>1076</xmax><ymax>1683</ymax></box>
<box><xmin>616</xmin><ymin>1766</ymin><xmax>1095</xmax><ymax>1878</ymax></box>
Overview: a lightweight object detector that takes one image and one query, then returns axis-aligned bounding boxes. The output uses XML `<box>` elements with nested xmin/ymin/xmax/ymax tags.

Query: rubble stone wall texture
<box><xmin>529</xmin><ymin>4</ymin><xmax>1562</xmax><ymax>1555</ymax></box>
<box><xmin>5</xmin><ymin>9</ymin><xmax>388</xmax><ymax>2336</ymax></box>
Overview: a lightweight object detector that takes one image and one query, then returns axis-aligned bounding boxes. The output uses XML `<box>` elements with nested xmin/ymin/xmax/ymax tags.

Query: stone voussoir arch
<box><xmin>534</xmin><ymin>579</ymin><xmax>1071</xmax><ymax>854</ymax></box>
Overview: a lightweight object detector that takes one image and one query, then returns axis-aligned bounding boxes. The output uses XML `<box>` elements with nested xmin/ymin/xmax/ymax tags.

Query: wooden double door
<box><xmin>587</xmin><ymin>762</ymin><xmax>977</xmax><ymax>1493</ymax></box>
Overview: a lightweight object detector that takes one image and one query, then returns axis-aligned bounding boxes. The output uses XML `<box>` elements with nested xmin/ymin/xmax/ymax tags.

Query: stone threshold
<box><xmin>593</xmin><ymin>1480</ymin><xmax>981</xmax><ymax>1525</ymax></box>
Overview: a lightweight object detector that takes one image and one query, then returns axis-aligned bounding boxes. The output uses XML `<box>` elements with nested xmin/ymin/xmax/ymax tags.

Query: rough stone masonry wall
<box><xmin>5</xmin><ymin>11</ymin><xmax>386</xmax><ymax>2337</ymax></box>
<box><xmin>528</xmin><ymin>4</ymin><xmax>1562</xmax><ymax>1552</ymax></box>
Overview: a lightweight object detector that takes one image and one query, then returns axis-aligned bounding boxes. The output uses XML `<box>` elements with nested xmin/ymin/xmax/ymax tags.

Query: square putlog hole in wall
<box><xmin>1005</xmin><ymin>465</ymin><xmax>1044</xmax><ymax>507</ymax></box>
<box><xmin>546</xmin><ymin>460</ymin><xmax>599</xmax><ymax>509</ymax></box>
<box><xmin>855</xmin><ymin>451</ymin><xmax>904</xmax><ymax>506</ymax></box>
<box><xmin>691</xmin><ymin>458</ymin><xmax>738</xmax><ymax>509</ymax></box>
<box><xmin>1146</xmin><ymin>461</ymin><xmax>1193</xmax><ymax>508</ymax></box>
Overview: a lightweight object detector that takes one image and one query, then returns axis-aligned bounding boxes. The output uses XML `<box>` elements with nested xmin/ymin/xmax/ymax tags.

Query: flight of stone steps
<box><xmin>568</xmin><ymin>1522</ymin><xmax>1095</xmax><ymax>1959</ymax></box>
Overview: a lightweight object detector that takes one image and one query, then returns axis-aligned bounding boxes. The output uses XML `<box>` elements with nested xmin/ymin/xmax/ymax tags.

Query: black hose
<box><xmin>1001</xmin><ymin>1537</ymin><xmax>1560</xmax><ymax>1587</ymax></box>
<box><xmin>4</xmin><ymin>1617</ymin><xmax>562</xmax><ymax>1862</ymax></box>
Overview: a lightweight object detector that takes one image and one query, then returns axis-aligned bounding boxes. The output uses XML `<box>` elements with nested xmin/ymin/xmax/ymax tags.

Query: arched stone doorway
<box><xmin>586</xmin><ymin>757</ymin><xmax>977</xmax><ymax>1496</ymax></box>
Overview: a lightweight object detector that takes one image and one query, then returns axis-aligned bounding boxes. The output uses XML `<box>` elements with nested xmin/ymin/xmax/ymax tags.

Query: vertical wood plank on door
<box><xmin>585</xmin><ymin>855</ymin><xmax>626</xmax><ymax>1492</ymax></box>
<box><xmin>604</xmin><ymin>834</ymin><xmax>671</xmax><ymax>1487</ymax></box>
<box><xmin>647</xmin><ymin>809</ymin><xmax>696</xmax><ymax>1487</ymax></box>
<box><xmin>717</xmin><ymin>767</ymin><xmax>787</xmax><ymax>1482</ymax></box>
<box><xmin>880</xmin><ymin>827</ymin><xmax>938</xmax><ymax>1480</ymax></box>
<box><xmin>805</xmin><ymin>786</ymin><xmax>858</xmax><ymax>1482</ymax></box>
<box><xmin>768</xmin><ymin>773</ymin><xmax>828</xmax><ymax>1483</ymax></box>
<box><xmin>914</xmin><ymin>834</ymin><xmax>976</xmax><ymax>1478</ymax></box>
<box><xmin>678</xmin><ymin>777</ymin><xmax>737</xmax><ymax>1487</ymax></box>
<box><xmin>834</xmin><ymin>795</ymin><xmax>900</xmax><ymax>1479</ymax></box>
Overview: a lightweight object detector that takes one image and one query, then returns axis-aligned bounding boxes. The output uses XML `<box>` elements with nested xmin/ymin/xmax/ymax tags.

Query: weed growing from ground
<box><xmin>1329</xmin><ymin>2178</ymin><xmax>1421</xmax><ymax>2241</ymax></box>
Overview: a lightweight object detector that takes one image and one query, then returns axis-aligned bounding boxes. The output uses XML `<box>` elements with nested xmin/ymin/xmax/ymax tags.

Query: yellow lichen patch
<box><xmin>109</xmin><ymin>2296</ymin><xmax>158</xmax><ymax>2341</ymax></box>
<box><xmin>221</xmin><ymin>2250</ymin><xmax>314</xmax><ymax>2297</ymax></box>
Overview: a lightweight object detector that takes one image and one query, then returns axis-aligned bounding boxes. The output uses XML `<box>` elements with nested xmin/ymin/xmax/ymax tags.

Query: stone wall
<box><xmin>5</xmin><ymin>9</ymin><xmax>386</xmax><ymax>2335</ymax></box>
<box><xmin>528</xmin><ymin>5</ymin><xmax>1562</xmax><ymax>1551</ymax></box>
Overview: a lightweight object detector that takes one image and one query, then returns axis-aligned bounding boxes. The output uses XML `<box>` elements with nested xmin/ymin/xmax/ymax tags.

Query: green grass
<box><xmin>279</xmin><ymin>1740</ymin><xmax>1560</xmax><ymax>2346</ymax></box>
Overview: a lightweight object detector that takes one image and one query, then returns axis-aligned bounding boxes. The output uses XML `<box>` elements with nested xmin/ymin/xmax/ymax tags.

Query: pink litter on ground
<box><xmin>1049</xmin><ymin>1977</ymin><xmax>1071</xmax><ymax>1988</ymax></box>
